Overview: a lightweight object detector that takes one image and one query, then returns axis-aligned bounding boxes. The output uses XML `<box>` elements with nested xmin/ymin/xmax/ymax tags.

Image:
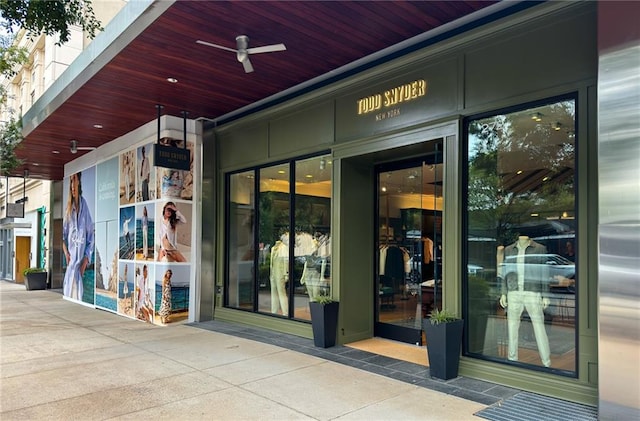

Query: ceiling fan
<box><xmin>196</xmin><ymin>35</ymin><xmax>286</xmax><ymax>73</ymax></box>
<box><xmin>70</xmin><ymin>140</ymin><xmax>96</xmax><ymax>154</ymax></box>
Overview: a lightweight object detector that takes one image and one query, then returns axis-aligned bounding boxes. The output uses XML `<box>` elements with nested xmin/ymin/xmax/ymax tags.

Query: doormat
<box><xmin>475</xmin><ymin>392</ymin><xmax>597</xmax><ymax>421</ymax></box>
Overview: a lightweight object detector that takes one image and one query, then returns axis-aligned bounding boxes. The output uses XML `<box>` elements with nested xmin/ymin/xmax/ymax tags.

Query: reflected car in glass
<box><xmin>500</xmin><ymin>253</ymin><xmax>575</xmax><ymax>282</ymax></box>
<box><xmin>468</xmin><ymin>264</ymin><xmax>484</xmax><ymax>274</ymax></box>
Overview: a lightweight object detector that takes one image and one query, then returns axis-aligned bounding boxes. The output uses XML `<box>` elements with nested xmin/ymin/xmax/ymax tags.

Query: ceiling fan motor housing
<box><xmin>236</xmin><ymin>35</ymin><xmax>249</xmax><ymax>49</ymax></box>
<box><xmin>236</xmin><ymin>35</ymin><xmax>249</xmax><ymax>62</ymax></box>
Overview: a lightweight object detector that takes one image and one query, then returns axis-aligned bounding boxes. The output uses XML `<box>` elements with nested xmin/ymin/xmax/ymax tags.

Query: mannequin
<box><xmin>269</xmin><ymin>235</ymin><xmax>289</xmax><ymax>315</ymax></box>
<box><xmin>297</xmin><ymin>233</ymin><xmax>322</xmax><ymax>300</ymax></box>
<box><xmin>300</xmin><ymin>255</ymin><xmax>327</xmax><ymax>301</ymax></box>
<box><xmin>498</xmin><ymin>236</ymin><xmax>551</xmax><ymax>367</ymax></box>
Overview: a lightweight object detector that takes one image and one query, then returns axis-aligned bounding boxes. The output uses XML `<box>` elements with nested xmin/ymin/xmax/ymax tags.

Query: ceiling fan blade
<box><xmin>196</xmin><ymin>39</ymin><xmax>237</xmax><ymax>53</ymax></box>
<box><xmin>247</xmin><ymin>43</ymin><xmax>286</xmax><ymax>54</ymax></box>
<box><xmin>242</xmin><ymin>57</ymin><xmax>254</xmax><ymax>73</ymax></box>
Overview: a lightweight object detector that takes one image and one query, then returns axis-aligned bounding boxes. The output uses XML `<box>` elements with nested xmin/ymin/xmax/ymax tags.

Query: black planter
<box><xmin>423</xmin><ymin>318</ymin><xmax>464</xmax><ymax>380</ymax></box>
<box><xmin>24</xmin><ymin>272</ymin><xmax>48</xmax><ymax>290</ymax></box>
<box><xmin>309</xmin><ymin>301</ymin><xmax>339</xmax><ymax>348</ymax></box>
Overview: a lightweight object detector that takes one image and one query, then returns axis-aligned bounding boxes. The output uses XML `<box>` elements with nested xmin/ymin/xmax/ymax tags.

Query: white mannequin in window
<box><xmin>270</xmin><ymin>234</ymin><xmax>289</xmax><ymax>315</ymax></box>
<box><xmin>498</xmin><ymin>236</ymin><xmax>551</xmax><ymax>367</ymax></box>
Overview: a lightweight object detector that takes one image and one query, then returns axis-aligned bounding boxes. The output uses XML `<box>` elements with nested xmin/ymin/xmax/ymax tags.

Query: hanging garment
<box><xmin>384</xmin><ymin>246</ymin><xmax>405</xmax><ymax>281</ymax></box>
<box><xmin>422</xmin><ymin>237</ymin><xmax>434</xmax><ymax>263</ymax></box>
<box><xmin>379</xmin><ymin>245</ymin><xmax>388</xmax><ymax>276</ymax></box>
<box><xmin>294</xmin><ymin>232</ymin><xmax>318</xmax><ymax>256</ymax></box>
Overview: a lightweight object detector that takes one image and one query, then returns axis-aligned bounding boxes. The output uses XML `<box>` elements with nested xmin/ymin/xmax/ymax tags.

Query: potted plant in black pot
<box><xmin>23</xmin><ymin>267</ymin><xmax>48</xmax><ymax>290</ymax></box>
<box><xmin>309</xmin><ymin>295</ymin><xmax>339</xmax><ymax>348</ymax></box>
<box><xmin>423</xmin><ymin>308</ymin><xmax>463</xmax><ymax>380</ymax></box>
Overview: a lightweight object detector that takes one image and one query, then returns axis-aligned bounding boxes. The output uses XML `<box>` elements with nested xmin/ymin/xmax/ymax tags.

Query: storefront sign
<box><xmin>6</xmin><ymin>203</ymin><xmax>24</xmax><ymax>218</ymax></box>
<box><xmin>154</xmin><ymin>144</ymin><xmax>191</xmax><ymax>170</ymax></box>
<box><xmin>335</xmin><ymin>59</ymin><xmax>457</xmax><ymax>142</ymax></box>
<box><xmin>356</xmin><ymin>79</ymin><xmax>427</xmax><ymax>119</ymax></box>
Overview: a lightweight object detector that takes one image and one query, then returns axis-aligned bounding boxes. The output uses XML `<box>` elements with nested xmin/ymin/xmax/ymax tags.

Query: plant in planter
<box><xmin>23</xmin><ymin>267</ymin><xmax>48</xmax><ymax>290</ymax></box>
<box><xmin>309</xmin><ymin>294</ymin><xmax>339</xmax><ymax>348</ymax></box>
<box><xmin>423</xmin><ymin>308</ymin><xmax>464</xmax><ymax>380</ymax></box>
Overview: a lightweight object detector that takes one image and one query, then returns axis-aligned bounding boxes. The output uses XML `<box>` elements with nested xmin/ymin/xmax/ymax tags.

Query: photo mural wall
<box><xmin>62</xmin><ymin>167</ymin><xmax>96</xmax><ymax>304</ymax></box>
<box><xmin>63</xmin><ymin>136</ymin><xmax>195</xmax><ymax>326</ymax></box>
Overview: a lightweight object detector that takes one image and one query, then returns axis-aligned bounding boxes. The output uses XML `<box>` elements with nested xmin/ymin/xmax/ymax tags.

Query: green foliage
<box><xmin>258</xmin><ymin>190</ymin><xmax>330</xmax><ymax>244</ymax></box>
<box><xmin>258</xmin><ymin>262</ymin><xmax>270</xmax><ymax>286</ymax></box>
<box><xmin>311</xmin><ymin>294</ymin><xmax>335</xmax><ymax>305</ymax></box>
<box><xmin>427</xmin><ymin>308</ymin><xmax>460</xmax><ymax>325</ymax></box>
<box><xmin>467</xmin><ymin>100</ymin><xmax>576</xmax><ymax>245</ymax></box>
<box><xmin>0</xmin><ymin>34</ymin><xmax>29</xmax><ymax>78</ymax></box>
<box><xmin>0</xmin><ymin>0</ymin><xmax>103</xmax><ymax>45</ymax></box>
<box><xmin>0</xmin><ymin>116</ymin><xmax>24</xmax><ymax>176</ymax></box>
<box><xmin>468</xmin><ymin>275</ymin><xmax>490</xmax><ymax>298</ymax></box>
<box><xmin>23</xmin><ymin>267</ymin><xmax>45</xmax><ymax>275</ymax></box>
<box><xmin>0</xmin><ymin>1</ymin><xmax>103</xmax><ymax>176</ymax></box>
<box><xmin>0</xmin><ymin>31</ymin><xmax>27</xmax><ymax>176</ymax></box>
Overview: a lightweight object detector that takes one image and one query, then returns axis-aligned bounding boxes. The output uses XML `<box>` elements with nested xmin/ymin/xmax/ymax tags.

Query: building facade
<box><xmin>207</xmin><ymin>1</ymin><xmax>598</xmax><ymax>405</ymax></box>
<box><xmin>13</xmin><ymin>1</ymin><xmax>640</xmax><ymax>417</ymax></box>
<box><xmin>0</xmin><ymin>1</ymin><xmax>126</xmax><ymax>284</ymax></box>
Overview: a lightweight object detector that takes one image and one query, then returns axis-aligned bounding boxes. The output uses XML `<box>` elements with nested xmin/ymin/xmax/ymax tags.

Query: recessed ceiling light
<box><xmin>305</xmin><ymin>174</ymin><xmax>313</xmax><ymax>178</ymax></box>
<box><xmin>52</xmin><ymin>150</ymin><xmax>60</xmax><ymax>154</ymax></box>
<box><xmin>32</xmin><ymin>162</ymin><xmax>40</xmax><ymax>166</ymax></box>
<box><xmin>277</xmin><ymin>170</ymin><xmax>285</xmax><ymax>174</ymax></box>
<box><xmin>167</xmin><ymin>77</ymin><xmax>178</xmax><ymax>83</ymax></box>
<box><xmin>93</xmin><ymin>124</ymin><xmax>103</xmax><ymax>129</ymax></box>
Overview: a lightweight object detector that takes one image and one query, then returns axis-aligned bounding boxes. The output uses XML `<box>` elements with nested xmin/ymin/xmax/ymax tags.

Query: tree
<box><xmin>467</xmin><ymin>100</ymin><xmax>576</xmax><ymax>246</ymax></box>
<box><xmin>0</xmin><ymin>33</ymin><xmax>28</xmax><ymax>78</ymax></box>
<box><xmin>1</xmin><ymin>0</ymin><xmax>102</xmax><ymax>46</ymax></box>
<box><xmin>0</xmin><ymin>115</ymin><xmax>23</xmax><ymax>176</ymax></box>
<box><xmin>0</xmin><ymin>0</ymin><xmax>103</xmax><ymax>176</ymax></box>
<box><xmin>0</xmin><ymin>31</ymin><xmax>28</xmax><ymax>176</ymax></box>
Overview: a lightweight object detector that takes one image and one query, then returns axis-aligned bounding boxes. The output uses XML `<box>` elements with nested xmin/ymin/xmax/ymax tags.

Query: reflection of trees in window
<box><xmin>295</xmin><ymin>195</ymin><xmax>330</xmax><ymax>233</ymax></box>
<box><xmin>468</xmin><ymin>99</ymin><xmax>576</xmax><ymax>245</ymax></box>
<box><xmin>259</xmin><ymin>191</ymin><xmax>330</xmax><ymax>240</ymax></box>
<box><xmin>259</xmin><ymin>191</ymin><xmax>290</xmax><ymax>243</ymax></box>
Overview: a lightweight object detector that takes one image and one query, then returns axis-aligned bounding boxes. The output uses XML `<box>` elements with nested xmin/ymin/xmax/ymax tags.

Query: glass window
<box><xmin>258</xmin><ymin>163</ymin><xmax>291</xmax><ymax>315</ymax></box>
<box><xmin>293</xmin><ymin>156</ymin><xmax>332</xmax><ymax>320</ymax></box>
<box><xmin>464</xmin><ymin>98</ymin><xmax>577</xmax><ymax>375</ymax></box>
<box><xmin>226</xmin><ymin>154</ymin><xmax>331</xmax><ymax>321</ymax></box>
<box><xmin>227</xmin><ymin>171</ymin><xmax>255</xmax><ymax>310</ymax></box>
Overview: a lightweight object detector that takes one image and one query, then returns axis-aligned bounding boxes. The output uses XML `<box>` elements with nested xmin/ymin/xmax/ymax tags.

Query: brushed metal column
<box><xmin>598</xmin><ymin>3</ymin><xmax>640</xmax><ymax>419</ymax></box>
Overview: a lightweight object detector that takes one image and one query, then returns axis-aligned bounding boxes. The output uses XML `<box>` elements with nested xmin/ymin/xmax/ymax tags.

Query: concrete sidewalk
<box><xmin>0</xmin><ymin>280</ymin><xmax>486</xmax><ymax>420</ymax></box>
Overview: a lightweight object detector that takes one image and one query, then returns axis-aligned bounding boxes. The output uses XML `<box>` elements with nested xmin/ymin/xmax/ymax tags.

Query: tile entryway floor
<box><xmin>347</xmin><ymin>337</ymin><xmax>428</xmax><ymax>366</ymax></box>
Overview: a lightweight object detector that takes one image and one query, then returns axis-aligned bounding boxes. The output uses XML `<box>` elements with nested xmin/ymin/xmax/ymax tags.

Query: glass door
<box><xmin>375</xmin><ymin>147</ymin><xmax>443</xmax><ymax>344</ymax></box>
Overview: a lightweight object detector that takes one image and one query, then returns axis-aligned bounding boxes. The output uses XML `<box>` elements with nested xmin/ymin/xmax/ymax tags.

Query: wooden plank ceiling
<box><xmin>15</xmin><ymin>0</ymin><xmax>497</xmax><ymax>180</ymax></box>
